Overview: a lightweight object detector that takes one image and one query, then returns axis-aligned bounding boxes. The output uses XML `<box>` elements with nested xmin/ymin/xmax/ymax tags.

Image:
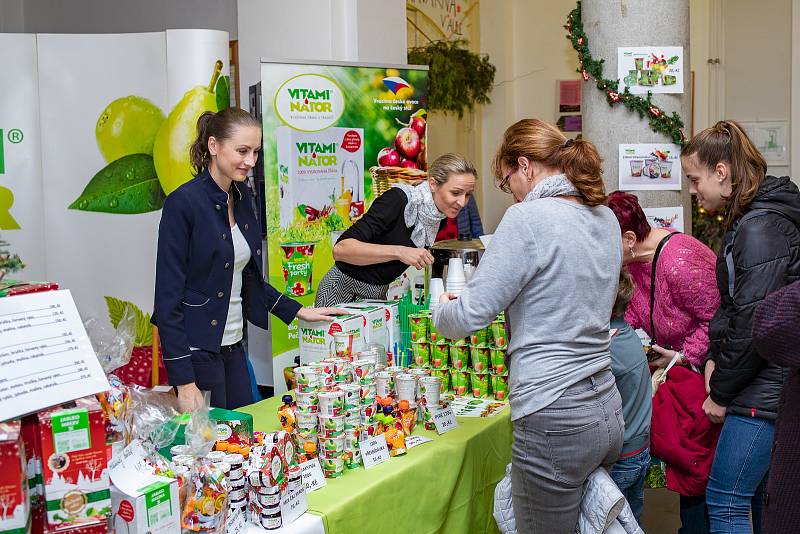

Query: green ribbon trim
<box><xmin>46</xmin><ymin>489</ymin><xmax>110</xmax><ymax>512</ymax></box>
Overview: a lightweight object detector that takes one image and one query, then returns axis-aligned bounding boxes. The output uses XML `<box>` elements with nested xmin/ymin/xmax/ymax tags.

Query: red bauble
<box><xmin>581</xmin><ymin>69</ymin><xmax>589</xmax><ymax>81</ymax></box>
<box><xmin>649</xmin><ymin>106</ymin><xmax>662</xmax><ymax>118</ymax></box>
<box><xmin>608</xmin><ymin>91</ymin><xmax>620</xmax><ymax>103</ymax></box>
<box><xmin>577</xmin><ymin>37</ymin><xmax>585</xmax><ymax>45</ymax></box>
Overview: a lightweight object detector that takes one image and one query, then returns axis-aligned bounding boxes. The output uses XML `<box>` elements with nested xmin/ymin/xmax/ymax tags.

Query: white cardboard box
<box><xmin>340</xmin><ymin>303</ymin><xmax>388</xmax><ymax>350</ymax></box>
<box><xmin>298</xmin><ymin>314</ymin><xmax>367</xmax><ymax>364</ymax></box>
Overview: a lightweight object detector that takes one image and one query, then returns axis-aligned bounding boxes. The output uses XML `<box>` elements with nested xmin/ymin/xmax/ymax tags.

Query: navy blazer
<box><xmin>152</xmin><ymin>169</ymin><xmax>302</xmax><ymax>385</ymax></box>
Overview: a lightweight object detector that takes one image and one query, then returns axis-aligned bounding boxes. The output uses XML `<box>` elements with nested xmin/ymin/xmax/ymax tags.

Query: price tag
<box><xmin>432</xmin><ymin>407</ymin><xmax>458</xmax><ymax>435</ymax></box>
<box><xmin>359</xmin><ymin>434</ymin><xmax>390</xmax><ymax>469</ymax></box>
<box><xmin>279</xmin><ymin>483</ymin><xmax>308</xmax><ymax>526</ymax></box>
<box><xmin>299</xmin><ymin>459</ymin><xmax>326</xmax><ymax>493</ymax></box>
<box><xmin>405</xmin><ymin>435</ymin><xmax>433</xmax><ymax>449</ymax></box>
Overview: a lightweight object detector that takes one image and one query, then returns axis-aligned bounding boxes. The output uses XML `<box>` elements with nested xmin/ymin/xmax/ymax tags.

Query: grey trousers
<box><xmin>511</xmin><ymin>370</ymin><xmax>624</xmax><ymax>534</ymax></box>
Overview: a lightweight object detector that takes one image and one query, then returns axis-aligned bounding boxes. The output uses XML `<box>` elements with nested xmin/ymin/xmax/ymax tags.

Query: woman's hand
<box><xmin>177</xmin><ymin>383</ymin><xmax>204</xmax><ymax>413</ymax></box>
<box><xmin>703</xmin><ymin>395</ymin><xmax>726</xmax><ymax>424</ymax></box>
<box><xmin>296</xmin><ymin>307</ymin><xmax>348</xmax><ymax>323</ymax></box>
<box><xmin>395</xmin><ymin>246</ymin><xmax>434</xmax><ymax>269</ymax></box>
<box><xmin>648</xmin><ymin>344</ymin><xmax>678</xmax><ymax>368</ymax></box>
<box><xmin>439</xmin><ymin>292</ymin><xmax>458</xmax><ymax>304</ymax></box>
<box><xmin>704</xmin><ymin>360</ymin><xmax>716</xmax><ymax>394</ymax></box>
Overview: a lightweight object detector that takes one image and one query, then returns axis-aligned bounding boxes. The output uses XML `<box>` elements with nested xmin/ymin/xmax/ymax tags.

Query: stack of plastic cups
<box><xmin>224</xmin><ymin>453</ymin><xmax>247</xmax><ymax>520</ymax></box>
<box><xmin>446</xmin><ymin>258</ymin><xmax>466</xmax><ymax>296</ymax></box>
<box><xmin>294</xmin><ymin>366</ymin><xmax>321</xmax><ymax>456</ymax></box>
<box><xmin>428</xmin><ymin>278</ymin><xmax>445</xmax><ymax>313</ymax></box>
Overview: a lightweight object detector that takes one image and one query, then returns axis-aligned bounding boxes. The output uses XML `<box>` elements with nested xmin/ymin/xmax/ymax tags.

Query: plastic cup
<box><xmin>360</xmin><ymin>404</ymin><xmax>377</xmax><ymax>425</ymax></box>
<box><xmin>395</xmin><ymin>373</ymin><xmax>417</xmax><ymax>402</ymax></box>
<box><xmin>419</xmin><ymin>377</ymin><xmax>442</xmax><ymax>408</ymax></box>
<box><xmin>429</xmin><ymin>320</ymin><xmax>442</xmax><ymax>343</ymax></box>
<box><xmin>470</xmin><ymin>328</ymin><xmax>489</xmax><ymax>346</ymax></box>
<box><xmin>430</xmin><ymin>368</ymin><xmax>450</xmax><ymax>392</ymax></box>
<box><xmin>630</xmin><ymin>159</ymin><xmax>644</xmax><ymax>178</ymax></box>
<box><xmin>490</xmin><ymin>373</ymin><xmax>510</xmax><ymax>401</ymax></box>
<box><xmin>294</xmin><ymin>389</ymin><xmax>319</xmax><ymax>412</ymax></box>
<box><xmin>659</xmin><ymin>160</ymin><xmax>673</xmax><ymax>178</ymax></box>
<box><xmin>337</xmin><ymin>384</ymin><xmax>361</xmax><ymax>410</ymax></box>
<box><xmin>360</xmin><ymin>382</ymin><xmax>377</xmax><ymax>400</ymax></box>
<box><xmin>344</xmin><ymin>410</ymin><xmax>361</xmax><ymax>430</ymax></box>
<box><xmin>318</xmin><ymin>435</ymin><xmax>346</xmax><ymax>458</ymax></box>
<box><xmin>470</xmin><ymin>344</ymin><xmax>490</xmax><ymax>372</ymax></box>
<box><xmin>429</xmin><ymin>278</ymin><xmax>445</xmax><ymax>303</ymax></box>
<box><xmin>322</xmin><ymin>357</ymin><xmax>351</xmax><ymax>384</ymax></box>
<box><xmin>331</xmin><ymin>332</ymin><xmax>355</xmax><ymax>360</ymax></box>
<box><xmin>430</xmin><ymin>341</ymin><xmax>449</xmax><ymax>369</ymax></box>
<box><xmin>295</xmin><ymin>410</ymin><xmax>318</xmax><ymax>434</ymax></box>
<box><xmin>470</xmin><ymin>371</ymin><xmax>490</xmax><ymax>398</ymax></box>
<box><xmin>409</xmin><ymin>313</ymin><xmax>429</xmax><ymax>342</ymax></box>
<box><xmin>351</xmin><ymin>359</ymin><xmax>376</xmax><ymax>384</ymax></box>
<box><xmin>318</xmin><ymin>414</ymin><xmax>345</xmax><ymax>438</ymax></box>
<box><xmin>321</xmin><ymin>456</ymin><xmax>344</xmax><ymax>478</ymax></box>
<box><xmin>450</xmin><ymin>368</ymin><xmax>471</xmax><ymax>396</ymax></box>
<box><xmin>318</xmin><ymin>390</ymin><xmax>345</xmax><ymax>417</ymax></box>
<box><xmin>310</xmin><ymin>362</ymin><xmax>335</xmax><ymax>388</ymax></box>
<box><xmin>447</xmin><ymin>258</ymin><xmax>465</xmax><ymax>280</ymax></box>
<box><xmin>490</xmin><ymin>347</ymin><xmax>507</xmax><ymax>374</ymax></box>
<box><xmin>294</xmin><ymin>366</ymin><xmax>321</xmax><ymax>393</ymax></box>
<box><xmin>449</xmin><ymin>343</ymin><xmax>470</xmax><ymax>370</ymax></box>
<box><xmin>412</xmin><ymin>341</ymin><xmax>430</xmax><ymax>367</ymax></box>
<box><xmin>375</xmin><ymin>371</ymin><xmax>395</xmax><ymax>398</ymax></box>
<box><xmin>491</xmin><ymin>319</ymin><xmax>507</xmax><ymax>348</ymax></box>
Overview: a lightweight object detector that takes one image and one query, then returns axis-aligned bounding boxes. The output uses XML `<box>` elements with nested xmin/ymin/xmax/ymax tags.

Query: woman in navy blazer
<box><xmin>153</xmin><ymin>107</ymin><xmax>341</xmax><ymax>411</ymax></box>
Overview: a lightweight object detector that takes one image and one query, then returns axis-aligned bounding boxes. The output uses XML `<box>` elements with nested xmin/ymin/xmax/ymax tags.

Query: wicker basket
<box><xmin>370</xmin><ymin>166</ymin><xmax>427</xmax><ymax>197</ymax></box>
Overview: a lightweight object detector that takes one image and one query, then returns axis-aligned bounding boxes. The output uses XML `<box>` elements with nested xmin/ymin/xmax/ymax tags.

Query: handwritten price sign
<box><xmin>300</xmin><ymin>459</ymin><xmax>326</xmax><ymax>493</ymax></box>
<box><xmin>433</xmin><ymin>407</ymin><xmax>458</xmax><ymax>435</ymax></box>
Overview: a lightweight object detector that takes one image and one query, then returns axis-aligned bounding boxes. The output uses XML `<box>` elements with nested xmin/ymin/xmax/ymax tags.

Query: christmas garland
<box><xmin>564</xmin><ymin>1</ymin><xmax>686</xmax><ymax>146</ymax></box>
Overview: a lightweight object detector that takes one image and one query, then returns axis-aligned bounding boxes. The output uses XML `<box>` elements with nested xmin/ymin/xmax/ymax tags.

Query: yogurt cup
<box><xmin>450</xmin><ymin>368</ymin><xmax>471</xmax><ymax>396</ymax></box>
<box><xmin>470</xmin><ymin>327</ymin><xmax>489</xmax><ymax>346</ymax></box>
<box><xmin>375</xmin><ymin>371</ymin><xmax>395</xmax><ymax>397</ymax></box>
<box><xmin>344</xmin><ymin>449</ymin><xmax>362</xmax><ymax>470</ymax></box>
<box><xmin>428</xmin><ymin>320</ymin><xmax>441</xmax><ymax>343</ymax></box>
<box><xmin>409</xmin><ymin>313</ymin><xmax>429</xmax><ymax>342</ymax></box>
<box><xmin>419</xmin><ymin>376</ymin><xmax>442</xmax><ymax>408</ymax></box>
<box><xmin>430</xmin><ymin>368</ymin><xmax>450</xmax><ymax>392</ymax></box>
<box><xmin>471</xmin><ymin>371</ymin><xmax>490</xmax><ymax>398</ymax></box>
<box><xmin>360</xmin><ymin>404</ymin><xmax>377</xmax><ymax>425</ymax></box>
<box><xmin>491</xmin><ymin>319</ymin><xmax>507</xmax><ymax>348</ymax></box>
<box><xmin>310</xmin><ymin>361</ymin><xmax>336</xmax><ymax>387</ymax></box>
<box><xmin>344</xmin><ymin>410</ymin><xmax>361</xmax><ymax>430</ymax></box>
<box><xmin>360</xmin><ymin>382</ymin><xmax>377</xmax><ymax>400</ymax></box>
<box><xmin>449</xmin><ymin>343</ymin><xmax>469</xmax><ymax>370</ymax></box>
<box><xmin>321</xmin><ymin>456</ymin><xmax>344</xmax><ymax>478</ymax></box>
<box><xmin>490</xmin><ymin>347</ymin><xmax>507</xmax><ymax>374</ymax></box>
<box><xmin>318</xmin><ymin>414</ymin><xmax>345</xmax><ymax>437</ymax></box>
<box><xmin>352</xmin><ymin>359</ymin><xmax>376</xmax><ymax>384</ymax></box>
<box><xmin>395</xmin><ymin>373</ymin><xmax>417</xmax><ymax>402</ymax></box>
<box><xmin>294</xmin><ymin>432</ymin><xmax>317</xmax><ymax>453</ymax></box>
<box><xmin>318</xmin><ymin>389</ymin><xmax>345</xmax><ymax>416</ymax></box>
<box><xmin>318</xmin><ymin>434</ymin><xmax>346</xmax><ymax>458</ymax></box>
<box><xmin>490</xmin><ymin>372</ymin><xmax>510</xmax><ymax>401</ymax></box>
<box><xmin>294</xmin><ymin>366</ymin><xmax>321</xmax><ymax>393</ymax></box>
<box><xmin>411</xmin><ymin>341</ymin><xmax>430</xmax><ymax>367</ymax></box>
<box><xmin>338</xmin><ymin>384</ymin><xmax>362</xmax><ymax>409</ymax></box>
<box><xmin>469</xmin><ymin>344</ymin><xmax>491</xmax><ymax>373</ymax></box>
<box><xmin>294</xmin><ymin>389</ymin><xmax>319</xmax><ymax>412</ymax></box>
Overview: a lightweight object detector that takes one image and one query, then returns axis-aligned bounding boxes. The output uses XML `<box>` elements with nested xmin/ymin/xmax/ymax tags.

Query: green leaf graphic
<box><xmin>216</xmin><ymin>75</ymin><xmax>231</xmax><ymax>111</ymax></box>
<box><xmin>104</xmin><ymin>295</ymin><xmax>152</xmax><ymax>346</ymax></box>
<box><xmin>69</xmin><ymin>154</ymin><xmax>165</xmax><ymax>214</ymax></box>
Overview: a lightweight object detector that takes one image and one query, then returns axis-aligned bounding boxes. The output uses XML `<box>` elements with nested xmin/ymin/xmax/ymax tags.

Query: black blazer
<box><xmin>152</xmin><ymin>169</ymin><xmax>301</xmax><ymax>385</ymax></box>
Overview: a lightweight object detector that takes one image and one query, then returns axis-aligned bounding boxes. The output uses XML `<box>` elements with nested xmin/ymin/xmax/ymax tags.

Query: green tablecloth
<box><xmin>238</xmin><ymin>397</ymin><xmax>512</xmax><ymax>534</ymax></box>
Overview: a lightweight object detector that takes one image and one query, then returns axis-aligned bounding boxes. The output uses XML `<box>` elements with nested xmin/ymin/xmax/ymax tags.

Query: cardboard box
<box><xmin>360</xmin><ymin>300</ymin><xmax>401</xmax><ymax>352</ymax></box>
<box><xmin>340</xmin><ymin>303</ymin><xmax>388</xmax><ymax>350</ymax></box>
<box><xmin>209</xmin><ymin>408</ymin><xmax>253</xmax><ymax>448</ymax></box>
<box><xmin>37</xmin><ymin>397</ymin><xmax>110</xmax><ymax>532</ymax></box>
<box><xmin>277</xmin><ymin>126</ymin><xmax>365</xmax><ymax>228</ymax></box>
<box><xmin>298</xmin><ymin>314</ymin><xmax>366</xmax><ymax>364</ymax></box>
<box><xmin>110</xmin><ymin>477</ymin><xmax>179</xmax><ymax>534</ymax></box>
<box><xmin>0</xmin><ymin>421</ymin><xmax>30</xmax><ymax>534</ymax></box>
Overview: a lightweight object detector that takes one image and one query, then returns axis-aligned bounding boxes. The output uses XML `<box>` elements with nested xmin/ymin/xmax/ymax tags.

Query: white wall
<box><xmin>19</xmin><ymin>0</ymin><xmax>237</xmax><ymax>37</ymax></box>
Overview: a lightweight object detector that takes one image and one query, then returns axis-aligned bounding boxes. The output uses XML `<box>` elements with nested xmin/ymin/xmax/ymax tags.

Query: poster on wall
<box><xmin>260</xmin><ymin>60</ymin><xmax>428</xmax><ymax>391</ymax></box>
<box><xmin>643</xmin><ymin>206</ymin><xmax>685</xmax><ymax>233</ymax></box>
<box><xmin>4</xmin><ymin>30</ymin><xmax>229</xmax><ymax>329</ymax></box>
<box><xmin>618</xmin><ymin>143</ymin><xmax>682</xmax><ymax>191</ymax></box>
<box><xmin>617</xmin><ymin>47</ymin><xmax>684</xmax><ymax>94</ymax></box>
<box><xmin>739</xmin><ymin>120</ymin><xmax>789</xmax><ymax>166</ymax></box>
<box><xmin>406</xmin><ymin>0</ymin><xmax>476</xmax><ymax>44</ymax></box>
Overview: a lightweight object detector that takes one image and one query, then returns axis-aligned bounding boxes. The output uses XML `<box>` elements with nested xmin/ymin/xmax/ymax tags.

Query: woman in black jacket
<box><xmin>154</xmin><ymin>107</ymin><xmax>342</xmax><ymax>412</ymax></box>
<box><xmin>682</xmin><ymin>120</ymin><xmax>800</xmax><ymax>534</ymax></box>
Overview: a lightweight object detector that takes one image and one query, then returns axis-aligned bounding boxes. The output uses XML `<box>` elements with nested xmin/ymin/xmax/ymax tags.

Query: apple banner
<box><xmin>0</xmin><ymin>30</ymin><xmax>228</xmax><ymax>327</ymax></box>
<box><xmin>259</xmin><ymin>60</ymin><xmax>429</xmax><ymax>388</ymax></box>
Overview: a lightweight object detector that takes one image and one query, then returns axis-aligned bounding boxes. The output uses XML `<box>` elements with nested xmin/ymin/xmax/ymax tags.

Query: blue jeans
<box><xmin>611</xmin><ymin>447</ymin><xmax>650</xmax><ymax>523</ymax></box>
<box><xmin>706</xmin><ymin>415</ymin><xmax>775</xmax><ymax>534</ymax></box>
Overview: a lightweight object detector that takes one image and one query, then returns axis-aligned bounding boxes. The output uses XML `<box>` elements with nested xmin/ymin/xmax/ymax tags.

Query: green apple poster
<box><xmin>259</xmin><ymin>60</ymin><xmax>428</xmax><ymax>387</ymax></box>
<box><xmin>0</xmin><ymin>30</ymin><xmax>229</xmax><ymax>328</ymax></box>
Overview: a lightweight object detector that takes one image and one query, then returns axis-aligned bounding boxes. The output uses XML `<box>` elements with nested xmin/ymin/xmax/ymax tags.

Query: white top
<box><xmin>222</xmin><ymin>224</ymin><xmax>252</xmax><ymax>346</ymax></box>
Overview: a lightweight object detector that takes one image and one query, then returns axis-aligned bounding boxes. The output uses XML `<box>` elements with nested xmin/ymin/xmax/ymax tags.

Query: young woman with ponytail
<box><xmin>683</xmin><ymin>120</ymin><xmax>800</xmax><ymax>534</ymax></box>
<box><xmin>433</xmin><ymin>119</ymin><xmax>624</xmax><ymax>532</ymax></box>
<box><xmin>153</xmin><ymin>107</ymin><xmax>342</xmax><ymax>411</ymax></box>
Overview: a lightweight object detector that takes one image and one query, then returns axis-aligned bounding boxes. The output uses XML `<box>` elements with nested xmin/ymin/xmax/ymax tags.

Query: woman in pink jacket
<box><xmin>607</xmin><ymin>191</ymin><xmax>720</xmax><ymax>534</ymax></box>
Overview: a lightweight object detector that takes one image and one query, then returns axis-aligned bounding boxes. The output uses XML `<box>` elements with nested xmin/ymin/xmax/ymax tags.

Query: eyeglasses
<box><xmin>496</xmin><ymin>168</ymin><xmax>514</xmax><ymax>194</ymax></box>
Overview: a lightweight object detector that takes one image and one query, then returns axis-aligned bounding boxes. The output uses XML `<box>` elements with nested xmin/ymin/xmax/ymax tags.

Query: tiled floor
<box><xmin>640</xmin><ymin>488</ymin><xmax>682</xmax><ymax>533</ymax></box>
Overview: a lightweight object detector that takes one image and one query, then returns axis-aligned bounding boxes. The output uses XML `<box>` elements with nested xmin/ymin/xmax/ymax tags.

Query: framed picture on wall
<box><xmin>739</xmin><ymin>120</ymin><xmax>789</xmax><ymax>166</ymax></box>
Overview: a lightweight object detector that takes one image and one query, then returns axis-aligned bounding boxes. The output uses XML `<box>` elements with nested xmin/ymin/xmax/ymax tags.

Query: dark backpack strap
<box><xmin>724</xmin><ymin>209</ymin><xmax>795</xmax><ymax>298</ymax></box>
<box><xmin>649</xmin><ymin>232</ymin><xmax>680</xmax><ymax>345</ymax></box>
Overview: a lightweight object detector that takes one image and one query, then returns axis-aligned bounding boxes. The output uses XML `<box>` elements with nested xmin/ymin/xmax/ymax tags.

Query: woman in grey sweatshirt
<box><xmin>433</xmin><ymin>119</ymin><xmax>623</xmax><ymax>534</ymax></box>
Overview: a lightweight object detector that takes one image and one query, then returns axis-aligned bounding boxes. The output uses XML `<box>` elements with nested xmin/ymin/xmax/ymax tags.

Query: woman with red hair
<box><xmin>606</xmin><ymin>191</ymin><xmax>719</xmax><ymax>534</ymax></box>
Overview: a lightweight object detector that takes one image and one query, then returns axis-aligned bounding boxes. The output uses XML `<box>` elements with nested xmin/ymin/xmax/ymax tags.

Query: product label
<box><xmin>274</xmin><ymin>74</ymin><xmax>346</xmax><ymax>132</ymax></box>
<box><xmin>432</xmin><ymin>408</ymin><xmax>458</xmax><ymax>435</ymax></box>
<box><xmin>405</xmin><ymin>435</ymin><xmax>434</xmax><ymax>449</ymax></box>
<box><xmin>140</xmin><ymin>480</ymin><xmax>172</xmax><ymax>527</ymax></box>
<box><xmin>51</xmin><ymin>409</ymin><xmax>90</xmax><ymax>454</ymax></box>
